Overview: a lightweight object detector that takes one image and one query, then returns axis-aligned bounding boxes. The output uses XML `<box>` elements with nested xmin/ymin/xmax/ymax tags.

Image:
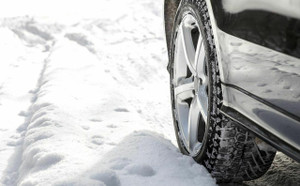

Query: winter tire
<box><xmin>169</xmin><ymin>0</ymin><xmax>277</xmax><ymax>183</ymax></box>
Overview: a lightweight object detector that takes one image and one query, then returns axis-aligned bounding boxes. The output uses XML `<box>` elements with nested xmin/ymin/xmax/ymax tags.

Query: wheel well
<box><xmin>164</xmin><ymin>0</ymin><xmax>181</xmax><ymax>52</ymax></box>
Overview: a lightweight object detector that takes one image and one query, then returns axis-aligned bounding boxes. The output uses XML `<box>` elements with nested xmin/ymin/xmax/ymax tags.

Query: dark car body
<box><xmin>164</xmin><ymin>0</ymin><xmax>300</xmax><ymax>161</ymax></box>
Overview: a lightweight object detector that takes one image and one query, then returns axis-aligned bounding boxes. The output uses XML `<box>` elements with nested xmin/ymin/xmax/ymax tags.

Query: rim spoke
<box><xmin>176</xmin><ymin>101</ymin><xmax>190</xmax><ymax>145</ymax></box>
<box><xmin>188</xmin><ymin>97</ymin><xmax>201</xmax><ymax>150</ymax></box>
<box><xmin>174</xmin><ymin>27</ymin><xmax>188</xmax><ymax>84</ymax></box>
<box><xmin>195</xmin><ymin>41</ymin><xmax>207</xmax><ymax>82</ymax></box>
<box><xmin>174</xmin><ymin>77</ymin><xmax>194</xmax><ymax>101</ymax></box>
<box><xmin>197</xmin><ymin>85</ymin><xmax>208</xmax><ymax>122</ymax></box>
<box><xmin>180</xmin><ymin>19</ymin><xmax>196</xmax><ymax>75</ymax></box>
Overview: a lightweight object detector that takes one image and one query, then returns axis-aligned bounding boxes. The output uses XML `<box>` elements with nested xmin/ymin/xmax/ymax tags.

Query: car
<box><xmin>164</xmin><ymin>0</ymin><xmax>300</xmax><ymax>183</ymax></box>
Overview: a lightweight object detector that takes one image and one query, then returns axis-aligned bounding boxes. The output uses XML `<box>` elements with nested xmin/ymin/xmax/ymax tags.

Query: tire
<box><xmin>168</xmin><ymin>0</ymin><xmax>276</xmax><ymax>183</ymax></box>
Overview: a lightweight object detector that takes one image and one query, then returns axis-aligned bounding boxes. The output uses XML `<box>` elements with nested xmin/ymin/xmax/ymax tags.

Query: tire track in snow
<box><xmin>0</xmin><ymin>18</ymin><xmax>60</xmax><ymax>185</ymax></box>
<box><xmin>1</xmin><ymin>40</ymin><xmax>57</xmax><ymax>186</ymax></box>
<box><xmin>2</xmin><ymin>32</ymin><xmax>124</xmax><ymax>185</ymax></box>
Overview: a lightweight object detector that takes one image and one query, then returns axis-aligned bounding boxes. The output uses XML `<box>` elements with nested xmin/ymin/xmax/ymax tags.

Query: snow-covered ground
<box><xmin>0</xmin><ymin>0</ymin><xmax>299</xmax><ymax>186</ymax></box>
<box><xmin>0</xmin><ymin>0</ymin><xmax>216</xmax><ymax>185</ymax></box>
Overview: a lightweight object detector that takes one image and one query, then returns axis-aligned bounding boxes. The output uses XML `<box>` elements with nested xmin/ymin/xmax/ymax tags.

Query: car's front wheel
<box><xmin>169</xmin><ymin>0</ymin><xmax>276</xmax><ymax>183</ymax></box>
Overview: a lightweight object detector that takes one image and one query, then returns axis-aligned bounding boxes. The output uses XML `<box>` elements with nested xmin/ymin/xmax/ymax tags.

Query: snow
<box><xmin>55</xmin><ymin>131</ymin><xmax>214</xmax><ymax>186</ymax></box>
<box><xmin>1</xmin><ymin>0</ymin><xmax>299</xmax><ymax>185</ymax></box>
<box><xmin>0</xmin><ymin>0</ymin><xmax>217</xmax><ymax>185</ymax></box>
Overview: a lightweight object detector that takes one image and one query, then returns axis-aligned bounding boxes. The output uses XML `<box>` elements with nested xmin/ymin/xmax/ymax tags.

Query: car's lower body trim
<box><xmin>221</xmin><ymin>84</ymin><xmax>300</xmax><ymax>162</ymax></box>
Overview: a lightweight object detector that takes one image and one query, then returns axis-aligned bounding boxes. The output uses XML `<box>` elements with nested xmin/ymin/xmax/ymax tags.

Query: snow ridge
<box><xmin>2</xmin><ymin>40</ymin><xmax>56</xmax><ymax>185</ymax></box>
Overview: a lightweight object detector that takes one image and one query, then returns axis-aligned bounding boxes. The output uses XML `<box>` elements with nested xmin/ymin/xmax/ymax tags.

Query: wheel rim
<box><xmin>173</xmin><ymin>14</ymin><xmax>209</xmax><ymax>157</ymax></box>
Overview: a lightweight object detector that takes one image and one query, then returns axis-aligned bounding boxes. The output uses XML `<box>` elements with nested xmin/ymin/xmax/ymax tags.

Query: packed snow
<box><xmin>0</xmin><ymin>0</ymin><xmax>217</xmax><ymax>185</ymax></box>
<box><xmin>0</xmin><ymin>0</ymin><xmax>299</xmax><ymax>186</ymax></box>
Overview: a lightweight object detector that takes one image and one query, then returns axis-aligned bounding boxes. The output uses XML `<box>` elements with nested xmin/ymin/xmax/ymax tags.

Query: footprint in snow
<box><xmin>114</xmin><ymin>108</ymin><xmax>129</xmax><ymax>112</ymax></box>
<box><xmin>107</xmin><ymin>142</ymin><xmax>116</xmax><ymax>146</ymax></box>
<box><xmin>92</xmin><ymin>135</ymin><xmax>104</xmax><ymax>145</ymax></box>
<box><xmin>125</xmin><ymin>164</ymin><xmax>155</xmax><ymax>177</ymax></box>
<box><xmin>106</xmin><ymin>124</ymin><xmax>117</xmax><ymax>129</ymax></box>
<box><xmin>81</xmin><ymin>125</ymin><xmax>90</xmax><ymax>130</ymax></box>
<box><xmin>64</xmin><ymin>33</ymin><xmax>96</xmax><ymax>54</ymax></box>
<box><xmin>90</xmin><ymin>119</ymin><xmax>103</xmax><ymax>122</ymax></box>
<box><xmin>90</xmin><ymin>169</ymin><xmax>120</xmax><ymax>186</ymax></box>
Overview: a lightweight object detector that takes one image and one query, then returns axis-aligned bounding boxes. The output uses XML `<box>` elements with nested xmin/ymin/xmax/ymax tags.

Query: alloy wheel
<box><xmin>172</xmin><ymin>14</ymin><xmax>209</xmax><ymax>157</ymax></box>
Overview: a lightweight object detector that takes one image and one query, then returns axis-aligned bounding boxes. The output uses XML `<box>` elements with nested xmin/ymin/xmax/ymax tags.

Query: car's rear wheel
<box><xmin>169</xmin><ymin>0</ymin><xmax>276</xmax><ymax>183</ymax></box>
